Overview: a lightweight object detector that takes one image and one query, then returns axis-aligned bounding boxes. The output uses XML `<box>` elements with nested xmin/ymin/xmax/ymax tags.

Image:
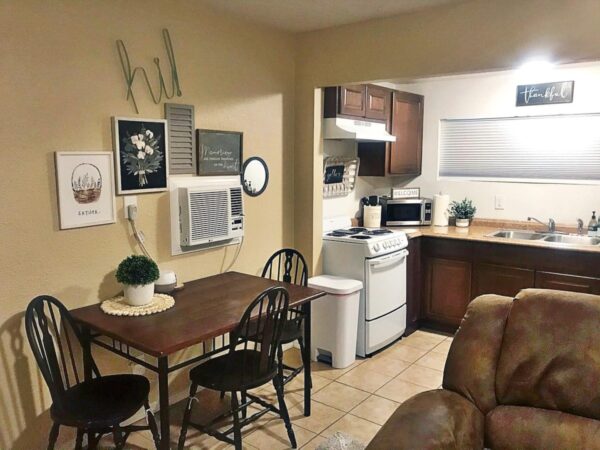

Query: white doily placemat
<box><xmin>101</xmin><ymin>293</ymin><xmax>175</xmax><ymax>316</ymax></box>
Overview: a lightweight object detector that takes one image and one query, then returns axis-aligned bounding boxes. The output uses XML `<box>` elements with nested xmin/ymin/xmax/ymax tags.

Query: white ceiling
<box><xmin>200</xmin><ymin>0</ymin><xmax>465</xmax><ymax>33</ymax></box>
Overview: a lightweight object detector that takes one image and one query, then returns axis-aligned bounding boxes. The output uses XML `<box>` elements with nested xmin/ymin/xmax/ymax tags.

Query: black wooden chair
<box><xmin>178</xmin><ymin>286</ymin><xmax>296</xmax><ymax>450</ymax></box>
<box><xmin>262</xmin><ymin>250</ymin><xmax>311</xmax><ymax>391</ymax></box>
<box><xmin>25</xmin><ymin>295</ymin><xmax>160</xmax><ymax>450</ymax></box>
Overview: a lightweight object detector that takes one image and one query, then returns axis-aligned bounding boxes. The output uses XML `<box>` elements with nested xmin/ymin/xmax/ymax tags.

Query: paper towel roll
<box><xmin>433</xmin><ymin>194</ymin><xmax>450</xmax><ymax>227</ymax></box>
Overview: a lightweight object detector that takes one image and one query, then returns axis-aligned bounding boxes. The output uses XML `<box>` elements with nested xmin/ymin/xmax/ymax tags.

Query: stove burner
<box><xmin>327</xmin><ymin>231</ymin><xmax>349</xmax><ymax>237</ymax></box>
<box><xmin>350</xmin><ymin>235</ymin><xmax>372</xmax><ymax>240</ymax></box>
<box><xmin>365</xmin><ymin>229</ymin><xmax>393</xmax><ymax>236</ymax></box>
<box><xmin>347</xmin><ymin>227</ymin><xmax>367</xmax><ymax>233</ymax></box>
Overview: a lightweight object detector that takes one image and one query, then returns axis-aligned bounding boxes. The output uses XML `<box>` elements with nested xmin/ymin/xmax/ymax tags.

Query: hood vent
<box><xmin>323</xmin><ymin>117</ymin><xmax>396</xmax><ymax>142</ymax></box>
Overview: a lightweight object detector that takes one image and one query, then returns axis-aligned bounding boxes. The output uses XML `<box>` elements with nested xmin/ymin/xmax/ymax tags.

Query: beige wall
<box><xmin>0</xmin><ymin>1</ymin><xmax>295</xmax><ymax>448</ymax></box>
<box><xmin>294</xmin><ymin>0</ymin><xmax>600</xmax><ymax>272</ymax></box>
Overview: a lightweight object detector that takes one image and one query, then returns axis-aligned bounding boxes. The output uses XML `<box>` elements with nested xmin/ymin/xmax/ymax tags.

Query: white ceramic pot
<box><xmin>456</xmin><ymin>218</ymin><xmax>470</xmax><ymax>228</ymax></box>
<box><xmin>123</xmin><ymin>283</ymin><xmax>155</xmax><ymax>306</ymax></box>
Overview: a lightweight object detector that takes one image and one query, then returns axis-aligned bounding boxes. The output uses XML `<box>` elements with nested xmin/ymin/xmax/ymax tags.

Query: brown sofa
<box><xmin>367</xmin><ymin>289</ymin><xmax>600</xmax><ymax>450</ymax></box>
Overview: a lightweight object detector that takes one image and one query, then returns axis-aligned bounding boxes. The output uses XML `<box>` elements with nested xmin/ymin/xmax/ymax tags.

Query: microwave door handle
<box><xmin>369</xmin><ymin>249</ymin><xmax>409</xmax><ymax>269</ymax></box>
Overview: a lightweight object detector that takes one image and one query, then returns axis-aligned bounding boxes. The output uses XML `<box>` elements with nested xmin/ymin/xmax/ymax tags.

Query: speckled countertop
<box><xmin>390</xmin><ymin>225</ymin><xmax>600</xmax><ymax>254</ymax></box>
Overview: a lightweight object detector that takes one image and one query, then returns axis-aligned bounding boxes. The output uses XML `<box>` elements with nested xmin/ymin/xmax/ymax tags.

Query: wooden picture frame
<box><xmin>55</xmin><ymin>151</ymin><xmax>117</xmax><ymax>229</ymax></box>
<box><xmin>113</xmin><ymin>117</ymin><xmax>169</xmax><ymax>194</ymax></box>
<box><xmin>196</xmin><ymin>129</ymin><xmax>243</xmax><ymax>176</ymax></box>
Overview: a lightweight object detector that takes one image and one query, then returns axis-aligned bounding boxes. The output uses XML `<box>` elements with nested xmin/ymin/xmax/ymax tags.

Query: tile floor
<box><xmin>122</xmin><ymin>330</ymin><xmax>452</xmax><ymax>449</ymax></box>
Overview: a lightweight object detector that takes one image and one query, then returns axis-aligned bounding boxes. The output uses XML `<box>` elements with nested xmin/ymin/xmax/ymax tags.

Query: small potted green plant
<box><xmin>449</xmin><ymin>198</ymin><xmax>477</xmax><ymax>228</ymax></box>
<box><xmin>116</xmin><ymin>255</ymin><xmax>160</xmax><ymax>306</ymax></box>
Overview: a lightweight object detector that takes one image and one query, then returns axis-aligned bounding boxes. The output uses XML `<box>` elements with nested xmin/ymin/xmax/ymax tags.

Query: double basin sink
<box><xmin>488</xmin><ymin>230</ymin><xmax>600</xmax><ymax>247</ymax></box>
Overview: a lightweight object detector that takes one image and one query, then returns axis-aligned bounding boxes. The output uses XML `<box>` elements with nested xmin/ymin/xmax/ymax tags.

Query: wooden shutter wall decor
<box><xmin>165</xmin><ymin>103</ymin><xmax>195</xmax><ymax>174</ymax></box>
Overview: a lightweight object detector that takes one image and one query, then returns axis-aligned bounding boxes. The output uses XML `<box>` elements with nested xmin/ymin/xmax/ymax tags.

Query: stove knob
<box><xmin>373</xmin><ymin>244</ymin><xmax>380</xmax><ymax>252</ymax></box>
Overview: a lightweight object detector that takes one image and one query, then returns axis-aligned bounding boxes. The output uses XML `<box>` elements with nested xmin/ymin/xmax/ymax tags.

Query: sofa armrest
<box><xmin>366</xmin><ymin>389</ymin><xmax>484</xmax><ymax>450</ymax></box>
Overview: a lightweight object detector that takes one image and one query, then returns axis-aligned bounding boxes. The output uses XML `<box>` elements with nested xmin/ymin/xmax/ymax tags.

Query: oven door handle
<box><xmin>368</xmin><ymin>249</ymin><xmax>409</xmax><ymax>269</ymax></box>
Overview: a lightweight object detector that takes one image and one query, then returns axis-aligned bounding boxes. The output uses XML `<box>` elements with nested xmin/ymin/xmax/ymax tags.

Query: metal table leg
<box><xmin>81</xmin><ymin>326</ymin><xmax>93</xmax><ymax>381</ymax></box>
<box><xmin>158</xmin><ymin>356</ymin><xmax>170</xmax><ymax>450</ymax></box>
<box><xmin>302</xmin><ymin>302</ymin><xmax>311</xmax><ymax>416</ymax></box>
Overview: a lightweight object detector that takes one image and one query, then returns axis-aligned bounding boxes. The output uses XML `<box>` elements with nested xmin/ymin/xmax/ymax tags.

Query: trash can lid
<box><xmin>308</xmin><ymin>275</ymin><xmax>363</xmax><ymax>295</ymax></box>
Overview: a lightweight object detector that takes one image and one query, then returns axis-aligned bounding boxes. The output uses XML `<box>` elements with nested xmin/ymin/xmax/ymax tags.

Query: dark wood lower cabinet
<box><xmin>472</xmin><ymin>263</ymin><xmax>534</xmax><ymax>298</ymax></box>
<box><xmin>405</xmin><ymin>238</ymin><xmax>421</xmax><ymax>336</ymax></box>
<box><xmin>534</xmin><ymin>271</ymin><xmax>600</xmax><ymax>294</ymax></box>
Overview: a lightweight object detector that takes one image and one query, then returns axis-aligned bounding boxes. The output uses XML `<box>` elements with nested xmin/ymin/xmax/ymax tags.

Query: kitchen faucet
<box><xmin>527</xmin><ymin>216</ymin><xmax>556</xmax><ymax>233</ymax></box>
<box><xmin>577</xmin><ymin>218</ymin><xmax>584</xmax><ymax>235</ymax></box>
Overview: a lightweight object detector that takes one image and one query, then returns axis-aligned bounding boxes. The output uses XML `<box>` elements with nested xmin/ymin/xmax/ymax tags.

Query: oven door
<box><xmin>364</xmin><ymin>249</ymin><xmax>408</xmax><ymax>320</ymax></box>
<box><xmin>385</xmin><ymin>200</ymin><xmax>424</xmax><ymax>226</ymax></box>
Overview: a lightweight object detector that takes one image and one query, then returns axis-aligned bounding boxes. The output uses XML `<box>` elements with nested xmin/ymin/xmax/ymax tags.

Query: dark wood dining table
<box><xmin>70</xmin><ymin>271</ymin><xmax>325</xmax><ymax>450</ymax></box>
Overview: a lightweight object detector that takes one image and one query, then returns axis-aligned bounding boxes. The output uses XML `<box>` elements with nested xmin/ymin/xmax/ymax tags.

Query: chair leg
<box><xmin>273</xmin><ymin>375</ymin><xmax>297</xmax><ymax>448</ymax></box>
<box><xmin>145</xmin><ymin>400</ymin><xmax>161</xmax><ymax>450</ymax></box>
<box><xmin>230</xmin><ymin>392</ymin><xmax>243</xmax><ymax>450</ymax></box>
<box><xmin>74</xmin><ymin>429</ymin><xmax>84</xmax><ymax>450</ymax></box>
<box><xmin>241</xmin><ymin>390</ymin><xmax>248</xmax><ymax>419</ymax></box>
<box><xmin>113</xmin><ymin>425</ymin><xmax>125</xmax><ymax>450</ymax></box>
<box><xmin>87</xmin><ymin>431</ymin><xmax>100</xmax><ymax>450</ymax></box>
<box><xmin>47</xmin><ymin>422</ymin><xmax>59</xmax><ymax>450</ymax></box>
<box><xmin>178</xmin><ymin>382</ymin><xmax>198</xmax><ymax>450</ymax></box>
<box><xmin>297</xmin><ymin>337</ymin><xmax>313</xmax><ymax>389</ymax></box>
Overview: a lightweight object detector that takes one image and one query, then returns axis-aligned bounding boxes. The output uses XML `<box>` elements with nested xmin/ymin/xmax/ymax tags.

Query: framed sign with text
<box><xmin>516</xmin><ymin>81</ymin><xmax>574</xmax><ymax>106</ymax></box>
<box><xmin>196</xmin><ymin>129</ymin><xmax>243</xmax><ymax>176</ymax></box>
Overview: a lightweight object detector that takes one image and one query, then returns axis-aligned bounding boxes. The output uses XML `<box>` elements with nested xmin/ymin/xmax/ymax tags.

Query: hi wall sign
<box><xmin>516</xmin><ymin>81</ymin><xmax>574</xmax><ymax>106</ymax></box>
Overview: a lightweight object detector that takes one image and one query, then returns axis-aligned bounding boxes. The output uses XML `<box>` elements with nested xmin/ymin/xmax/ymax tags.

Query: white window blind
<box><xmin>439</xmin><ymin>113</ymin><xmax>600</xmax><ymax>182</ymax></box>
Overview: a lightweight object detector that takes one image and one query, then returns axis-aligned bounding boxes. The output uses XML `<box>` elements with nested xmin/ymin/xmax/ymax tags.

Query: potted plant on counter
<box><xmin>449</xmin><ymin>198</ymin><xmax>477</xmax><ymax>228</ymax></box>
<box><xmin>116</xmin><ymin>255</ymin><xmax>160</xmax><ymax>306</ymax></box>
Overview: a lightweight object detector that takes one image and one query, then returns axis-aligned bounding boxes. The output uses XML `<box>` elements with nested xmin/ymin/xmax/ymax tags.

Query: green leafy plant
<box><xmin>449</xmin><ymin>198</ymin><xmax>477</xmax><ymax>220</ymax></box>
<box><xmin>116</xmin><ymin>255</ymin><xmax>159</xmax><ymax>286</ymax></box>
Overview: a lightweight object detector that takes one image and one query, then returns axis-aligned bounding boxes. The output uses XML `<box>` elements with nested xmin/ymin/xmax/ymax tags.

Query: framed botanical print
<box><xmin>55</xmin><ymin>152</ymin><xmax>117</xmax><ymax>229</ymax></box>
<box><xmin>113</xmin><ymin>117</ymin><xmax>169</xmax><ymax>194</ymax></box>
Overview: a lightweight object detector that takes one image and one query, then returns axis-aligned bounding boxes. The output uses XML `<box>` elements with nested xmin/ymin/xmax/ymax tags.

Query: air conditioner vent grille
<box><xmin>189</xmin><ymin>190</ymin><xmax>229</xmax><ymax>240</ymax></box>
<box><xmin>230</xmin><ymin>188</ymin><xmax>242</xmax><ymax>216</ymax></box>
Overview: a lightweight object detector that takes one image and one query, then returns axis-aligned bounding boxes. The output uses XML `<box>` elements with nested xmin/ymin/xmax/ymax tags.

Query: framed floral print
<box><xmin>112</xmin><ymin>117</ymin><xmax>169</xmax><ymax>194</ymax></box>
<box><xmin>55</xmin><ymin>152</ymin><xmax>117</xmax><ymax>229</ymax></box>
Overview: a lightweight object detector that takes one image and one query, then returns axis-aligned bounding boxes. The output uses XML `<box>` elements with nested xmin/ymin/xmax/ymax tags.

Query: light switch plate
<box><xmin>495</xmin><ymin>195</ymin><xmax>505</xmax><ymax>210</ymax></box>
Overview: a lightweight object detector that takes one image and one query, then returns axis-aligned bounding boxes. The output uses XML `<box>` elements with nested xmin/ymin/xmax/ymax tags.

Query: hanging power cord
<box><xmin>127</xmin><ymin>205</ymin><xmax>154</xmax><ymax>261</ymax></box>
<box><xmin>223</xmin><ymin>236</ymin><xmax>244</xmax><ymax>273</ymax></box>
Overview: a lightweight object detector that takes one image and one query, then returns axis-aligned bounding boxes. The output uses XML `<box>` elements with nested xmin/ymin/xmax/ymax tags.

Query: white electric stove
<box><xmin>322</xmin><ymin>217</ymin><xmax>408</xmax><ymax>357</ymax></box>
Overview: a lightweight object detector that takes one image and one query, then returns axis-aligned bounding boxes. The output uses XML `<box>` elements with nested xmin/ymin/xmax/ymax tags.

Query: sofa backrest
<box><xmin>443</xmin><ymin>294</ymin><xmax>513</xmax><ymax>414</ymax></box>
<box><xmin>495</xmin><ymin>289</ymin><xmax>600</xmax><ymax>420</ymax></box>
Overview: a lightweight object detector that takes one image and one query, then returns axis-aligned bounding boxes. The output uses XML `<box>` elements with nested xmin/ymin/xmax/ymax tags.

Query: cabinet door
<box><xmin>535</xmin><ymin>271</ymin><xmax>600</xmax><ymax>294</ymax></box>
<box><xmin>389</xmin><ymin>91</ymin><xmax>424</xmax><ymax>175</ymax></box>
<box><xmin>472</xmin><ymin>263</ymin><xmax>534</xmax><ymax>298</ymax></box>
<box><xmin>365</xmin><ymin>85</ymin><xmax>391</xmax><ymax>121</ymax></box>
<box><xmin>338</xmin><ymin>85</ymin><xmax>366</xmax><ymax>117</ymax></box>
<box><xmin>424</xmin><ymin>257</ymin><xmax>472</xmax><ymax>326</ymax></box>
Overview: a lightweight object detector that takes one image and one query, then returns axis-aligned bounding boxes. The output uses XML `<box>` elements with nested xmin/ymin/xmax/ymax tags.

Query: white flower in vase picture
<box><xmin>121</xmin><ymin>124</ymin><xmax>164</xmax><ymax>188</ymax></box>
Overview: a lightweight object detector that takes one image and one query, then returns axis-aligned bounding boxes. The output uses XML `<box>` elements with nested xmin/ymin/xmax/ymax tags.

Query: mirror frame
<box><xmin>242</xmin><ymin>156</ymin><xmax>269</xmax><ymax>197</ymax></box>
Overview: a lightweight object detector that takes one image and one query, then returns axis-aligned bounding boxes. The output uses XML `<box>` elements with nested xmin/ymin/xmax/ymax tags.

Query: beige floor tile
<box><xmin>301</xmin><ymin>434</ymin><xmax>328</xmax><ymax>450</ymax></box>
<box><xmin>312</xmin><ymin>382</ymin><xmax>370</xmax><ymax>412</ymax></box>
<box><xmin>321</xmin><ymin>414</ymin><xmax>381</xmax><ymax>446</ymax></box>
<box><xmin>283</xmin><ymin>347</ymin><xmax>304</xmax><ymax>367</ymax></box>
<box><xmin>360</xmin><ymin>354</ymin><xmax>411</xmax><ymax>378</ymax></box>
<box><xmin>350</xmin><ymin>395</ymin><xmax>399</xmax><ymax>426</ymax></box>
<box><xmin>336</xmin><ymin>364</ymin><xmax>393</xmax><ymax>393</ymax></box>
<box><xmin>396</xmin><ymin>365</ymin><xmax>443</xmax><ymax>389</ymax></box>
<box><xmin>375</xmin><ymin>378</ymin><xmax>430</xmax><ymax>403</ymax></box>
<box><xmin>380</xmin><ymin>343</ymin><xmax>429</xmax><ymax>363</ymax></box>
<box><xmin>398</xmin><ymin>334</ymin><xmax>443</xmax><ymax>351</ymax></box>
<box><xmin>414</xmin><ymin>351</ymin><xmax>448</xmax><ymax>371</ymax></box>
<box><xmin>411</xmin><ymin>330</ymin><xmax>448</xmax><ymax>343</ymax></box>
<box><xmin>310</xmin><ymin>359</ymin><xmax>364</xmax><ymax>381</ymax></box>
<box><xmin>431</xmin><ymin>340</ymin><xmax>453</xmax><ymax>356</ymax></box>
<box><xmin>288</xmin><ymin>399</ymin><xmax>346</xmax><ymax>433</ymax></box>
<box><xmin>286</xmin><ymin>372</ymin><xmax>333</xmax><ymax>396</ymax></box>
<box><xmin>244</xmin><ymin>418</ymin><xmax>316</xmax><ymax>449</ymax></box>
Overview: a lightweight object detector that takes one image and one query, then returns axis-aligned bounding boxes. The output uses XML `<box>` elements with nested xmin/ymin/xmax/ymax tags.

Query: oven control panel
<box><xmin>368</xmin><ymin>235</ymin><xmax>408</xmax><ymax>256</ymax></box>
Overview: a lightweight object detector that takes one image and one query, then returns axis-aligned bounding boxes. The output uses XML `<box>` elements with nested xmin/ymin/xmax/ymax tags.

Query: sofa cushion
<box><xmin>443</xmin><ymin>294</ymin><xmax>513</xmax><ymax>414</ymax></box>
<box><xmin>495</xmin><ymin>289</ymin><xmax>600</xmax><ymax>420</ymax></box>
<box><xmin>366</xmin><ymin>390</ymin><xmax>484</xmax><ymax>450</ymax></box>
<box><xmin>486</xmin><ymin>405</ymin><xmax>600</xmax><ymax>450</ymax></box>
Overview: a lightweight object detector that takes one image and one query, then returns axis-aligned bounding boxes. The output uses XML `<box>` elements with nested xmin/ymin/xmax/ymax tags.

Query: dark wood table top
<box><xmin>70</xmin><ymin>271</ymin><xmax>325</xmax><ymax>357</ymax></box>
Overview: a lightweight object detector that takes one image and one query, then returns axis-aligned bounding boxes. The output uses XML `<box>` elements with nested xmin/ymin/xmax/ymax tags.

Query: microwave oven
<box><xmin>380</xmin><ymin>197</ymin><xmax>432</xmax><ymax>226</ymax></box>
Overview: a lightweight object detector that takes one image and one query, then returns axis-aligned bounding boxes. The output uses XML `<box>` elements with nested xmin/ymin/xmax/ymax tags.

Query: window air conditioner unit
<box><xmin>179</xmin><ymin>181</ymin><xmax>244</xmax><ymax>247</ymax></box>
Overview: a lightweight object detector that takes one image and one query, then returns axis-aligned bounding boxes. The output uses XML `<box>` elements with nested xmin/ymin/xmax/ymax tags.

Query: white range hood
<box><xmin>323</xmin><ymin>117</ymin><xmax>396</xmax><ymax>142</ymax></box>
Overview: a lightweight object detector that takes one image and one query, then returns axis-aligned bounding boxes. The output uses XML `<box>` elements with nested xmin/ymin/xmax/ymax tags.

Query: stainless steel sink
<box><xmin>488</xmin><ymin>229</ymin><xmax>600</xmax><ymax>246</ymax></box>
<box><xmin>541</xmin><ymin>234</ymin><xmax>600</xmax><ymax>246</ymax></box>
<box><xmin>488</xmin><ymin>230</ymin><xmax>545</xmax><ymax>240</ymax></box>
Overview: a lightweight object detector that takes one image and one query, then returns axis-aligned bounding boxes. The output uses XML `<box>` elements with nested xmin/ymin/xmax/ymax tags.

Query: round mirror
<box><xmin>242</xmin><ymin>157</ymin><xmax>269</xmax><ymax>196</ymax></box>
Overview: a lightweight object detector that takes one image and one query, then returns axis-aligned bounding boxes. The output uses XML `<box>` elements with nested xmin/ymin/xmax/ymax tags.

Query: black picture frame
<box><xmin>242</xmin><ymin>156</ymin><xmax>269</xmax><ymax>197</ymax></box>
<box><xmin>196</xmin><ymin>129</ymin><xmax>243</xmax><ymax>176</ymax></box>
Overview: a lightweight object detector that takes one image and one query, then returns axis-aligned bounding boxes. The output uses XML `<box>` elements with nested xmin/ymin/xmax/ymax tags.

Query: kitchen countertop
<box><xmin>392</xmin><ymin>225</ymin><xmax>600</xmax><ymax>254</ymax></box>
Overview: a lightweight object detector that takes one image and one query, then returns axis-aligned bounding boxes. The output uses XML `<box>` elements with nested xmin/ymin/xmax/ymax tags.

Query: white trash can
<box><xmin>308</xmin><ymin>275</ymin><xmax>363</xmax><ymax>369</ymax></box>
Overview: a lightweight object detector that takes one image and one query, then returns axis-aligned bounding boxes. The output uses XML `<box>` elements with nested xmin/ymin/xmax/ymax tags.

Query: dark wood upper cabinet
<box><xmin>365</xmin><ymin>85</ymin><xmax>391</xmax><ymax>121</ymax></box>
<box><xmin>339</xmin><ymin>84</ymin><xmax>367</xmax><ymax>117</ymax></box>
<box><xmin>472</xmin><ymin>263</ymin><xmax>534</xmax><ymax>298</ymax></box>
<box><xmin>534</xmin><ymin>271</ymin><xmax>600</xmax><ymax>294</ymax></box>
<box><xmin>388</xmin><ymin>91</ymin><xmax>424</xmax><ymax>176</ymax></box>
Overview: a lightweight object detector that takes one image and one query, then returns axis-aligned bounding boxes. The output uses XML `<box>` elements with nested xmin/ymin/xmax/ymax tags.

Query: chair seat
<box><xmin>190</xmin><ymin>350</ymin><xmax>277</xmax><ymax>391</ymax></box>
<box><xmin>280</xmin><ymin>317</ymin><xmax>303</xmax><ymax>344</ymax></box>
<box><xmin>51</xmin><ymin>374</ymin><xmax>150</xmax><ymax>428</ymax></box>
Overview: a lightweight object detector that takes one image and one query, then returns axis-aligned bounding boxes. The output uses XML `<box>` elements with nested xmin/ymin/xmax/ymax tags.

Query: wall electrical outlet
<box><xmin>495</xmin><ymin>195</ymin><xmax>505</xmax><ymax>210</ymax></box>
<box><xmin>123</xmin><ymin>195</ymin><xmax>138</xmax><ymax>219</ymax></box>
